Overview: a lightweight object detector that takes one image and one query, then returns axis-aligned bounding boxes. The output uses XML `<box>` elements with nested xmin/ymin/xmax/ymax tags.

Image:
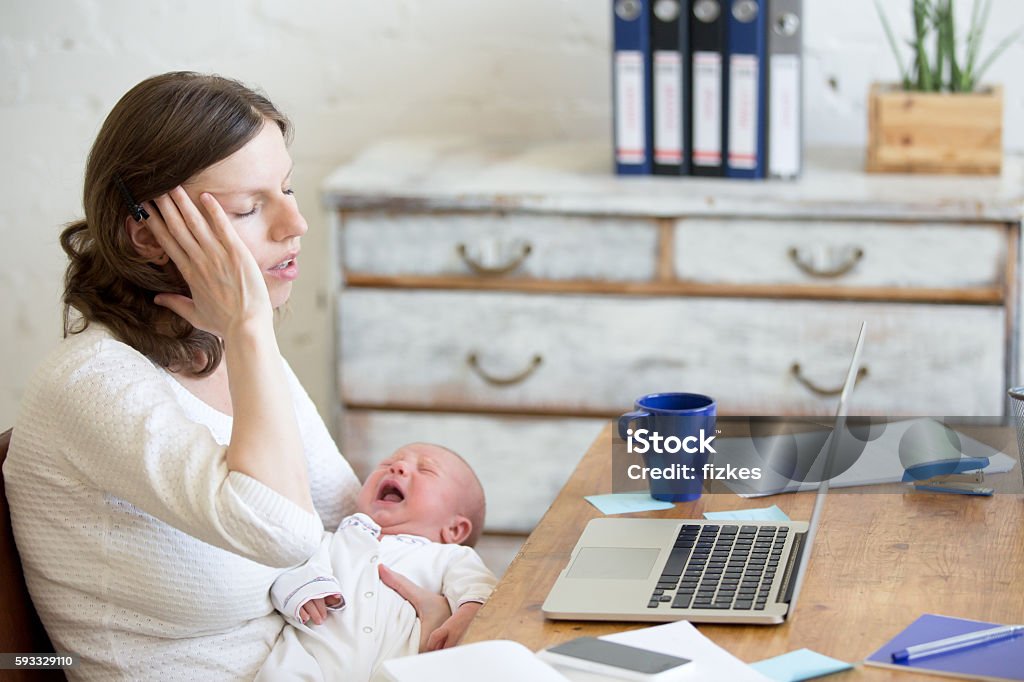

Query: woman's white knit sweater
<box><xmin>3</xmin><ymin>325</ymin><xmax>361</xmax><ymax>680</ymax></box>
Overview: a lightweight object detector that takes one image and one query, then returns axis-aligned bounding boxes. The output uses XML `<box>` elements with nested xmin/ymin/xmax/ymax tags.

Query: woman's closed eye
<box><xmin>233</xmin><ymin>190</ymin><xmax>294</xmax><ymax>218</ymax></box>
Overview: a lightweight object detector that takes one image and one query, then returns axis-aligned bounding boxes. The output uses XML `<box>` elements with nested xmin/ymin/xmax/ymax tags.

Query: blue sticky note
<box><xmin>584</xmin><ymin>493</ymin><xmax>675</xmax><ymax>515</ymax></box>
<box><xmin>703</xmin><ymin>505</ymin><xmax>790</xmax><ymax>522</ymax></box>
<box><xmin>751</xmin><ymin>648</ymin><xmax>852</xmax><ymax>682</ymax></box>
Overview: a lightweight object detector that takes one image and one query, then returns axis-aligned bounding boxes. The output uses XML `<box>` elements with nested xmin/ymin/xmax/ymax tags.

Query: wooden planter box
<box><xmin>866</xmin><ymin>83</ymin><xmax>1003</xmax><ymax>175</ymax></box>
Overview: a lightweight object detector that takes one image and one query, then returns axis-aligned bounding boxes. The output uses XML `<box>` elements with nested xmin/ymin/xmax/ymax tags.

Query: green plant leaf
<box><xmin>913</xmin><ymin>0</ymin><xmax>936</xmax><ymax>90</ymax></box>
<box><xmin>874</xmin><ymin>0</ymin><xmax>910</xmax><ymax>86</ymax></box>
<box><xmin>947</xmin><ymin>0</ymin><xmax>963</xmax><ymax>91</ymax></box>
<box><xmin>876</xmin><ymin>0</ymin><xmax>1016</xmax><ymax>93</ymax></box>
<box><xmin>964</xmin><ymin>0</ymin><xmax>984</xmax><ymax>87</ymax></box>
<box><xmin>973</xmin><ymin>26</ymin><xmax>1024</xmax><ymax>87</ymax></box>
<box><xmin>935</xmin><ymin>0</ymin><xmax>953</xmax><ymax>90</ymax></box>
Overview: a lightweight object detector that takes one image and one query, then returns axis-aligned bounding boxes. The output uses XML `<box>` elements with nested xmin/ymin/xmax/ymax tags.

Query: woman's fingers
<box><xmin>152</xmin><ymin>193</ymin><xmax>203</xmax><ymax>260</ymax></box>
<box><xmin>378</xmin><ymin>564</ymin><xmax>420</xmax><ymax>605</ymax></box>
<box><xmin>380</xmin><ymin>564</ymin><xmax>452</xmax><ymax>649</ymax></box>
<box><xmin>144</xmin><ymin>185</ymin><xmax>273</xmax><ymax>336</ymax></box>
<box><xmin>171</xmin><ymin>184</ymin><xmax>229</xmax><ymax>259</ymax></box>
<box><xmin>197</xmin><ymin>192</ymin><xmax>242</xmax><ymax>250</ymax></box>
<box><xmin>142</xmin><ymin>201</ymin><xmax>190</xmax><ymax>268</ymax></box>
<box><xmin>152</xmin><ymin>293</ymin><xmax>197</xmax><ymax>326</ymax></box>
<box><xmin>427</xmin><ymin>628</ymin><xmax>449</xmax><ymax>651</ymax></box>
<box><xmin>169</xmin><ymin>186</ymin><xmax>227</xmax><ymax>257</ymax></box>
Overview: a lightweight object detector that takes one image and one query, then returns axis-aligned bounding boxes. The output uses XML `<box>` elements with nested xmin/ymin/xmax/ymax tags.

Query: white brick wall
<box><xmin>2</xmin><ymin>0</ymin><xmax>1023</xmax><ymax>426</ymax></box>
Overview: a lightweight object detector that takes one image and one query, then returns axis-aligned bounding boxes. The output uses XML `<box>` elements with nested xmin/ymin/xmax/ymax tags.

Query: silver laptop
<box><xmin>543</xmin><ymin>323</ymin><xmax>867</xmax><ymax>625</ymax></box>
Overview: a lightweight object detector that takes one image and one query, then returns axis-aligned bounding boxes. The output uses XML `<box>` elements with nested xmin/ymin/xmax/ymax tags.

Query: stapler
<box><xmin>899</xmin><ymin>420</ymin><xmax>994</xmax><ymax>495</ymax></box>
<box><xmin>910</xmin><ymin>471</ymin><xmax>994</xmax><ymax>496</ymax></box>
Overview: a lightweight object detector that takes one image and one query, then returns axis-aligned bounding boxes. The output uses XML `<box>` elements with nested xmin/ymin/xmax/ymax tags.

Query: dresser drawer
<box><xmin>674</xmin><ymin>220</ymin><xmax>1007</xmax><ymax>291</ymax></box>
<box><xmin>339</xmin><ymin>290</ymin><xmax>1005</xmax><ymax>415</ymax></box>
<box><xmin>340</xmin><ymin>410</ymin><xmax>604</xmax><ymax>533</ymax></box>
<box><xmin>341</xmin><ymin>212</ymin><xmax>659</xmax><ymax>282</ymax></box>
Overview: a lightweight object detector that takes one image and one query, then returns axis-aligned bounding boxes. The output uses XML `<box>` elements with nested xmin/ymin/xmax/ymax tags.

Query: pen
<box><xmin>892</xmin><ymin>625</ymin><xmax>1024</xmax><ymax>662</ymax></box>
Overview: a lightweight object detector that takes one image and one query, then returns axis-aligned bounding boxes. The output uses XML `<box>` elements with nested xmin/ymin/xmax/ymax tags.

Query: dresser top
<box><xmin>322</xmin><ymin>137</ymin><xmax>1024</xmax><ymax>222</ymax></box>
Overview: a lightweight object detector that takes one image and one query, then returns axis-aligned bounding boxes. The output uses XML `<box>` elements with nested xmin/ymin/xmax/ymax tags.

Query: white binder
<box><xmin>767</xmin><ymin>0</ymin><xmax>802</xmax><ymax>179</ymax></box>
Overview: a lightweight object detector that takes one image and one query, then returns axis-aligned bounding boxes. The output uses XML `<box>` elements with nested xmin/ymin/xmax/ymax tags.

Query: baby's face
<box><xmin>357</xmin><ymin>443</ymin><xmax>472</xmax><ymax>543</ymax></box>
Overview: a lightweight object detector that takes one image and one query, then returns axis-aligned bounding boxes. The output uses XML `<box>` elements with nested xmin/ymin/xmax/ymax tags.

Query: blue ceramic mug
<box><xmin>617</xmin><ymin>392</ymin><xmax>717</xmax><ymax>502</ymax></box>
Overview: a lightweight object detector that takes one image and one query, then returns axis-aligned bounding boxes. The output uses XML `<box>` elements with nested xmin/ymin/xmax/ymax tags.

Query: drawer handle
<box><xmin>791</xmin><ymin>363</ymin><xmax>869</xmax><ymax>397</ymax></box>
<box><xmin>456</xmin><ymin>242</ymin><xmax>533</xmax><ymax>276</ymax></box>
<box><xmin>466</xmin><ymin>352</ymin><xmax>542</xmax><ymax>386</ymax></box>
<box><xmin>787</xmin><ymin>245</ymin><xmax>864</xmax><ymax>278</ymax></box>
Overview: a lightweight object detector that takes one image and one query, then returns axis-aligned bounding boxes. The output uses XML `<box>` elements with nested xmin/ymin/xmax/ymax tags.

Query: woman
<box><xmin>3</xmin><ymin>72</ymin><xmax>447</xmax><ymax>681</ymax></box>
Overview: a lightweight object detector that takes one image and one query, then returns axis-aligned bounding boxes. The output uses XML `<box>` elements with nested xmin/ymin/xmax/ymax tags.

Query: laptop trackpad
<box><xmin>567</xmin><ymin>547</ymin><xmax>661</xmax><ymax>580</ymax></box>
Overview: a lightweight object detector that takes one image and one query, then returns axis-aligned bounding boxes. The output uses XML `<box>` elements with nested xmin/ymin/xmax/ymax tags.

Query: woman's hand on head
<box><xmin>378</xmin><ymin>564</ymin><xmax>452</xmax><ymax>652</ymax></box>
<box><xmin>145</xmin><ymin>187</ymin><xmax>272</xmax><ymax>338</ymax></box>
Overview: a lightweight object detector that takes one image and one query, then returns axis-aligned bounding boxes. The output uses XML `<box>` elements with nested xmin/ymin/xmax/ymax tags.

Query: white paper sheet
<box><xmin>376</xmin><ymin>640</ymin><xmax>569</xmax><ymax>682</ymax></box>
<box><xmin>544</xmin><ymin>621</ymin><xmax>768</xmax><ymax>681</ymax></box>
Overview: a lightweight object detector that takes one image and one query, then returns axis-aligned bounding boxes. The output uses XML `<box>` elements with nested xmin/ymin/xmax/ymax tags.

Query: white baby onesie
<box><xmin>257</xmin><ymin>513</ymin><xmax>496</xmax><ymax>681</ymax></box>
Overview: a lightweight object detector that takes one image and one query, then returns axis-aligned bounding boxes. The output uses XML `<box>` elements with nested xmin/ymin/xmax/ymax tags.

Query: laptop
<box><xmin>543</xmin><ymin>323</ymin><xmax>867</xmax><ymax>625</ymax></box>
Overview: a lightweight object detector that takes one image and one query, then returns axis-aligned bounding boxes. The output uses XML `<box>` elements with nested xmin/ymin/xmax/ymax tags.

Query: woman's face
<box><xmin>183</xmin><ymin>121</ymin><xmax>307</xmax><ymax>309</ymax></box>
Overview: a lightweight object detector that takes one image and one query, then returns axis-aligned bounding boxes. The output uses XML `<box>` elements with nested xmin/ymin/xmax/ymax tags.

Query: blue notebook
<box><xmin>865</xmin><ymin>614</ymin><xmax>1024</xmax><ymax>681</ymax></box>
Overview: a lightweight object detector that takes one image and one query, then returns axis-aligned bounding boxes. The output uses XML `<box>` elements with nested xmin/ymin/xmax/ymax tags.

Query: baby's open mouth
<box><xmin>377</xmin><ymin>481</ymin><xmax>405</xmax><ymax>503</ymax></box>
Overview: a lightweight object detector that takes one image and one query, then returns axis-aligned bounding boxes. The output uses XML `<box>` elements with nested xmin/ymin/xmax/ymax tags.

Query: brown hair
<box><xmin>60</xmin><ymin>71</ymin><xmax>291</xmax><ymax>375</ymax></box>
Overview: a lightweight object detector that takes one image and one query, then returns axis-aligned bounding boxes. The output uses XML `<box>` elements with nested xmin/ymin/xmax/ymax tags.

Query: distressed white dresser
<box><xmin>323</xmin><ymin>138</ymin><xmax>1024</xmax><ymax>538</ymax></box>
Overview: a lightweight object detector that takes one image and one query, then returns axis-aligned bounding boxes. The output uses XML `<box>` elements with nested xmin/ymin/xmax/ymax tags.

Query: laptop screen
<box><xmin>786</xmin><ymin>321</ymin><xmax>867</xmax><ymax>613</ymax></box>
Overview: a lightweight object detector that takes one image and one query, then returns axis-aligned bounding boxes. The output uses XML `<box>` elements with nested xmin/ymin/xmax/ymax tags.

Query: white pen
<box><xmin>892</xmin><ymin>625</ymin><xmax>1024</xmax><ymax>662</ymax></box>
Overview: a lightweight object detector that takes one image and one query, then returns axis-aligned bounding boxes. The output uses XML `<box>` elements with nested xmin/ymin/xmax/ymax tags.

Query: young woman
<box><xmin>3</xmin><ymin>72</ymin><xmax>448</xmax><ymax>681</ymax></box>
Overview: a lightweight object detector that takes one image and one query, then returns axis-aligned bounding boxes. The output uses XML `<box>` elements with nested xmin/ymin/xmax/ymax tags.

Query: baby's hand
<box><xmin>298</xmin><ymin>594</ymin><xmax>343</xmax><ymax>626</ymax></box>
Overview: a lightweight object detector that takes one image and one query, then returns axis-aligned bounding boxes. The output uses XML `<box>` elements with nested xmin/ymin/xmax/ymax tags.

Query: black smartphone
<box><xmin>539</xmin><ymin>636</ymin><xmax>692</xmax><ymax>680</ymax></box>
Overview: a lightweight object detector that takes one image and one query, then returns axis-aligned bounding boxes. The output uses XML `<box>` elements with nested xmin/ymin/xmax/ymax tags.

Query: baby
<box><xmin>257</xmin><ymin>442</ymin><xmax>497</xmax><ymax>682</ymax></box>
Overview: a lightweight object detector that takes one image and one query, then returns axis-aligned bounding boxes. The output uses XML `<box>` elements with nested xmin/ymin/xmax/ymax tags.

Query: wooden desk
<box><xmin>463</xmin><ymin>425</ymin><xmax>1024</xmax><ymax>678</ymax></box>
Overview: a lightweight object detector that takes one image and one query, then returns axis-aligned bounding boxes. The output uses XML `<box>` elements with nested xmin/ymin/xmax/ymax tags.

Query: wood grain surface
<box><xmin>463</xmin><ymin>425</ymin><xmax>1024</xmax><ymax>679</ymax></box>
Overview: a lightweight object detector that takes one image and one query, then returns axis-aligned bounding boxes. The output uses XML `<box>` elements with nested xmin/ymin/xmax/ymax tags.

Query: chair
<box><xmin>1</xmin><ymin>428</ymin><xmax>65</xmax><ymax>680</ymax></box>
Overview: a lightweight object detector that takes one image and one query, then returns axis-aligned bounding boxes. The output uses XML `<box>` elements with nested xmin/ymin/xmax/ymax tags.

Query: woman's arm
<box><xmin>281</xmin><ymin>358</ymin><xmax>361</xmax><ymax>529</ymax></box>
<box><xmin>221</xmin><ymin>319</ymin><xmax>313</xmax><ymax>512</ymax></box>
<box><xmin>147</xmin><ymin>187</ymin><xmax>313</xmax><ymax>512</ymax></box>
<box><xmin>40</xmin><ymin>339</ymin><xmax>321</xmax><ymax>566</ymax></box>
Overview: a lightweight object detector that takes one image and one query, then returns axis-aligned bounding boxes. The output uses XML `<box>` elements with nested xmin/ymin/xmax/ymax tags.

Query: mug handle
<box><xmin>618</xmin><ymin>410</ymin><xmax>650</xmax><ymax>440</ymax></box>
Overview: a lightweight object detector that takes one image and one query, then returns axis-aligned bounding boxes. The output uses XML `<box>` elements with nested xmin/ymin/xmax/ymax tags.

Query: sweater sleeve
<box><xmin>49</xmin><ymin>338</ymin><xmax>322</xmax><ymax>567</ymax></box>
<box><xmin>441</xmin><ymin>547</ymin><xmax>499</xmax><ymax>613</ymax></box>
<box><xmin>280</xmin><ymin>357</ymin><xmax>361</xmax><ymax>530</ymax></box>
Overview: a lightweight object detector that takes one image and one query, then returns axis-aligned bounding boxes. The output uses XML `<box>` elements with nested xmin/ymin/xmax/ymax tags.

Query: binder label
<box><xmin>615</xmin><ymin>51</ymin><xmax>647</xmax><ymax>164</ymax></box>
<box><xmin>769</xmin><ymin>53</ymin><xmax>801</xmax><ymax>177</ymax></box>
<box><xmin>728</xmin><ymin>54</ymin><xmax>759</xmax><ymax>170</ymax></box>
<box><xmin>653</xmin><ymin>51</ymin><xmax>683</xmax><ymax>164</ymax></box>
<box><xmin>692</xmin><ymin>51</ymin><xmax>722</xmax><ymax>166</ymax></box>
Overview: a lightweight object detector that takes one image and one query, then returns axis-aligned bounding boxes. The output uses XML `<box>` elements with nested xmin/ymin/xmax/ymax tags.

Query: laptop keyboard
<box><xmin>648</xmin><ymin>524</ymin><xmax>788</xmax><ymax>611</ymax></box>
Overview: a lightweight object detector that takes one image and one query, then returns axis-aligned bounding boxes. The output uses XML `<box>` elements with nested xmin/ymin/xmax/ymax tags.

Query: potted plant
<box><xmin>867</xmin><ymin>0</ymin><xmax>1021</xmax><ymax>174</ymax></box>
